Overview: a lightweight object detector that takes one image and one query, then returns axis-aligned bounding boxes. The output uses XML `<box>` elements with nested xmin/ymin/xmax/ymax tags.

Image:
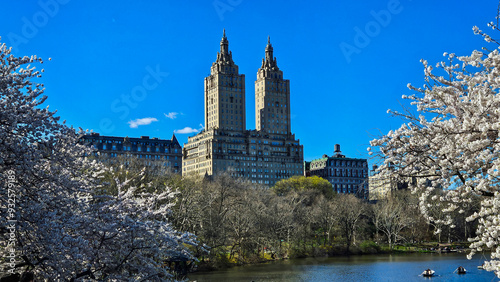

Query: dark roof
<box><xmin>81</xmin><ymin>133</ymin><xmax>181</xmax><ymax>147</ymax></box>
<box><xmin>310</xmin><ymin>155</ymin><xmax>367</xmax><ymax>164</ymax></box>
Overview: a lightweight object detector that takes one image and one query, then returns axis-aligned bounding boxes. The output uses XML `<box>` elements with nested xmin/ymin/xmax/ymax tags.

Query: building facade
<box><xmin>368</xmin><ymin>165</ymin><xmax>411</xmax><ymax>201</ymax></box>
<box><xmin>307</xmin><ymin>144</ymin><xmax>369</xmax><ymax>199</ymax></box>
<box><xmin>183</xmin><ymin>31</ymin><xmax>304</xmax><ymax>185</ymax></box>
<box><xmin>81</xmin><ymin>133</ymin><xmax>183</xmax><ymax>173</ymax></box>
<box><xmin>255</xmin><ymin>36</ymin><xmax>291</xmax><ymax>135</ymax></box>
<box><xmin>205</xmin><ymin>29</ymin><xmax>246</xmax><ymax>132</ymax></box>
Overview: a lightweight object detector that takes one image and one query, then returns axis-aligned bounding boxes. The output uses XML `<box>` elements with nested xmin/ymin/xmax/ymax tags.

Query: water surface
<box><xmin>188</xmin><ymin>253</ymin><xmax>498</xmax><ymax>281</ymax></box>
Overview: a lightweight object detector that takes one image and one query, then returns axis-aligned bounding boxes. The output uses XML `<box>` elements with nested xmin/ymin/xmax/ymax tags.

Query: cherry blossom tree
<box><xmin>0</xmin><ymin>39</ymin><xmax>197</xmax><ymax>280</ymax></box>
<box><xmin>370</xmin><ymin>20</ymin><xmax>500</xmax><ymax>276</ymax></box>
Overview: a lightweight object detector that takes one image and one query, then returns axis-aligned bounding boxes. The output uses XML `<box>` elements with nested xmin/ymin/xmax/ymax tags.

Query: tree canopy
<box><xmin>370</xmin><ymin>20</ymin><xmax>500</xmax><ymax>276</ymax></box>
<box><xmin>0</xmin><ymin>39</ymin><xmax>197</xmax><ymax>280</ymax></box>
<box><xmin>272</xmin><ymin>175</ymin><xmax>334</xmax><ymax>198</ymax></box>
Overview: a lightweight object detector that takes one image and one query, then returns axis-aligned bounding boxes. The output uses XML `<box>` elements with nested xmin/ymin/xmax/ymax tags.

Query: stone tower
<box><xmin>254</xmin><ymin>37</ymin><xmax>291</xmax><ymax>135</ymax></box>
<box><xmin>183</xmin><ymin>32</ymin><xmax>303</xmax><ymax>185</ymax></box>
<box><xmin>204</xmin><ymin>29</ymin><xmax>246</xmax><ymax>132</ymax></box>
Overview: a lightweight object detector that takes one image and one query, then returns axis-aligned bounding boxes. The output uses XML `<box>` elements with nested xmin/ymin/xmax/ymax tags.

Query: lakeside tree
<box><xmin>272</xmin><ymin>175</ymin><xmax>335</xmax><ymax>216</ymax></box>
<box><xmin>334</xmin><ymin>194</ymin><xmax>367</xmax><ymax>253</ymax></box>
<box><xmin>169</xmin><ymin>173</ymin><xmax>477</xmax><ymax>267</ymax></box>
<box><xmin>314</xmin><ymin>195</ymin><xmax>337</xmax><ymax>246</ymax></box>
<box><xmin>272</xmin><ymin>175</ymin><xmax>333</xmax><ymax>199</ymax></box>
<box><xmin>0</xmin><ymin>39</ymin><xmax>197</xmax><ymax>280</ymax></box>
<box><xmin>373</xmin><ymin>191</ymin><xmax>413</xmax><ymax>249</ymax></box>
<box><xmin>257</xmin><ymin>187</ymin><xmax>299</xmax><ymax>258</ymax></box>
<box><xmin>370</xmin><ymin>19</ymin><xmax>500</xmax><ymax>276</ymax></box>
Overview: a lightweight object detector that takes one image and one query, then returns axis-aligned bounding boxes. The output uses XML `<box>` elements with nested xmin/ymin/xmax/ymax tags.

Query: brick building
<box><xmin>307</xmin><ymin>144</ymin><xmax>369</xmax><ymax>199</ymax></box>
<box><xmin>81</xmin><ymin>133</ymin><xmax>182</xmax><ymax>173</ymax></box>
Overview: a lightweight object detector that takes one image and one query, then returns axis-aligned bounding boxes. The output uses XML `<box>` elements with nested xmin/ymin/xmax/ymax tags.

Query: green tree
<box><xmin>272</xmin><ymin>175</ymin><xmax>333</xmax><ymax>199</ymax></box>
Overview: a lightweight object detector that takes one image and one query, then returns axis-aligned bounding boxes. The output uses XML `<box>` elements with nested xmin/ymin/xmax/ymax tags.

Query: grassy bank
<box><xmin>193</xmin><ymin>241</ymin><xmax>472</xmax><ymax>272</ymax></box>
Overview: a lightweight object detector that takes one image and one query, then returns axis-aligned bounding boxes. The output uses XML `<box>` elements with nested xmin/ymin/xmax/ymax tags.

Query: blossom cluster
<box><xmin>0</xmin><ymin>39</ymin><xmax>198</xmax><ymax>280</ymax></box>
<box><xmin>371</xmin><ymin>23</ymin><xmax>500</xmax><ymax>277</ymax></box>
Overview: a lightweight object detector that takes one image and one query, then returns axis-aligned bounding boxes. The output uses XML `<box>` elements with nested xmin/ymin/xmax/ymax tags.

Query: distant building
<box><xmin>303</xmin><ymin>161</ymin><xmax>311</xmax><ymax>177</ymax></box>
<box><xmin>182</xmin><ymin>31</ymin><xmax>304</xmax><ymax>185</ymax></box>
<box><xmin>307</xmin><ymin>144</ymin><xmax>369</xmax><ymax>199</ymax></box>
<box><xmin>80</xmin><ymin>133</ymin><xmax>182</xmax><ymax>173</ymax></box>
<box><xmin>368</xmin><ymin>165</ymin><xmax>392</xmax><ymax>201</ymax></box>
<box><xmin>369</xmin><ymin>165</ymin><xmax>410</xmax><ymax>201</ymax></box>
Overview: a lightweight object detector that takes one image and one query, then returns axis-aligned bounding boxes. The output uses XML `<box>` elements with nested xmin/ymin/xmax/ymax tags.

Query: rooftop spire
<box><xmin>213</xmin><ymin>29</ymin><xmax>234</xmax><ymax>68</ymax></box>
<box><xmin>220</xmin><ymin>29</ymin><xmax>229</xmax><ymax>54</ymax></box>
<box><xmin>259</xmin><ymin>35</ymin><xmax>280</xmax><ymax>72</ymax></box>
<box><xmin>265</xmin><ymin>35</ymin><xmax>274</xmax><ymax>65</ymax></box>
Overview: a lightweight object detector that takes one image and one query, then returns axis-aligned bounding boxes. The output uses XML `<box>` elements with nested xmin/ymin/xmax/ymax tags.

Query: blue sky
<box><xmin>0</xmin><ymin>0</ymin><xmax>497</xmax><ymax>162</ymax></box>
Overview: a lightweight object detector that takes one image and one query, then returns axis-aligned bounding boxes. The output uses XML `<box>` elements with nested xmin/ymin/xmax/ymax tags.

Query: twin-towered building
<box><xmin>182</xmin><ymin>31</ymin><xmax>304</xmax><ymax>185</ymax></box>
<box><xmin>80</xmin><ymin>31</ymin><xmax>369</xmax><ymax>196</ymax></box>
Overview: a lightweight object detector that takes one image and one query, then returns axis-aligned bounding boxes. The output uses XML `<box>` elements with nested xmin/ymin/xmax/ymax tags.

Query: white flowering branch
<box><xmin>370</xmin><ymin>22</ymin><xmax>500</xmax><ymax>277</ymax></box>
<box><xmin>0</xmin><ymin>38</ymin><xmax>198</xmax><ymax>281</ymax></box>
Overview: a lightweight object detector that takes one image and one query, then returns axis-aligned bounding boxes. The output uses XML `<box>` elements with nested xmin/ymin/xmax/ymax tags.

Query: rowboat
<box><xmin>422</xmin><ymin>269</ymin><xmax>435</xmax><ymax>277</ymax></box>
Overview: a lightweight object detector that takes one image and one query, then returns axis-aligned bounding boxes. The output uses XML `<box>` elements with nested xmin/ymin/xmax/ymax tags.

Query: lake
<box><xmin>188</xmin><ymin>253</ymin><xmax>498</xmax><ymax>281</ymax></box>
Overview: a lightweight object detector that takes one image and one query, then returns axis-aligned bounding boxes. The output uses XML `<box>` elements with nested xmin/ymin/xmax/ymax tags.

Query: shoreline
<box><xmin>191</xmin><ymin>242</ymin><xmax>472</xmax><ymax>273</ymax></box>
<box><xmin>187</xmin><ymin>251</ymin><xmax>495</xmax><ymax>282</ymax></box>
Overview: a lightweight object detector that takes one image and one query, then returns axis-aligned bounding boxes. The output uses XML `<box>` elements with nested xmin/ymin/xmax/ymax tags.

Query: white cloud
<box><xmin>174</xmin><ymin>124</ymin><xmax>204</xmax><ymax>134</ymax></box>
<box><xmin>128</xmin><ymin>117</ymin><xmax>158</xmax><ymax>128</ymax></box>
<box><xmin>164</xmin><ymin>112</ymin><xmax>178</xmax><ymax>119</ymax></box>
<box><xmin>174</xmin><ymin>127</ymin><xmax>199</xmax><ymax>134</ymax></box>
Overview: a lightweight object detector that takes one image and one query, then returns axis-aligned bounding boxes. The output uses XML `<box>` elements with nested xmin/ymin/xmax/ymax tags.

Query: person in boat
<box><xmin>457</xmin><ymin>266</ymin><xmax>466</xmax><ymax>273</ymax></box>
<box><xmin>423</xmin><ymin>269</ymin><xmax>434</xmax><ymax>276</ymax></box>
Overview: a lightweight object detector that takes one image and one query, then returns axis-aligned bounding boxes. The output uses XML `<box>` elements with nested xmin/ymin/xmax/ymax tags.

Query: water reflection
<box><xmin>188</xmin><ymin>253</ymin><xmax>497</xmax><ymax>282</ymax></box>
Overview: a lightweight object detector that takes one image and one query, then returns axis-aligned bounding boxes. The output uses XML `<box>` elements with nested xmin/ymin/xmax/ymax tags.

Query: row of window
<box><xmin>311</xmin><ymin>168</ymin><xmax>367</xmax><ymax>178</ymax></box>
<box><xmin>220</xmin><ymin>114</ymin><xmax>243</xmax><ymax>120</ymax></box>
<box><xmin>100</xmin><ymin>152</ymin><xmax>178</xmax><ymax>160</ymax></box>
<box><xmin>216</xmin><ymin>145</ymin><xmax>300</xmax><ymax>155</ymax></box>
<box><xmin>100</xmin><ymin>144</ymin><xmax>179</xmax><ymax>153</ymax></box>
<box><xmin>230</xmin><ymin>171</ymin><xmax>300</xmax><ymax>180</ymax></box>
<box><xmin>256</xmin><ymin>80</ymin><xmax>286</xmax><ymax>88</ymax></box>
<box><xmin>214</xmin><ymin>161</ymin><xmax>301</xmax><ymax>169</ymax></box>
<box><xmin>330</xmin><ymin>160</ymin><xmax>367</xmax><ymax>167</ymax></box>
<box><xmin>332</xmin><ymin>168</ymin><xmax>366</xmax><ymax>177</ymax></box>
<box><xmin>221</xmin><ymin>68</ymin><xmax>240</xmax><ymax>75</ymax></box>
<box><xmin>85</xmin><ymin>138</ymin><xmax>174</xmax><ymax>147</ymax></box>
<box><xmin>233</xmin><ymin>167</ymin><xmax>301</xmax><ymax>174</ymax></box>
<box><xmin>97</xmin><ymin>153</ymin><xmax>178</xmax><ymax>166</ymax></box>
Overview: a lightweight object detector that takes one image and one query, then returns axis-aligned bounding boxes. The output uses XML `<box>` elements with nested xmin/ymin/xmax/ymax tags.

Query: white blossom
<box><xmin>0</xmin><ymin>38</ymin><xmax>198</xmax><ymax>280</ymax></box>
<box><xmin>370</xmin><ymin>25</ymin><xmax>500</xmax><ymax>277</ymax></box>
